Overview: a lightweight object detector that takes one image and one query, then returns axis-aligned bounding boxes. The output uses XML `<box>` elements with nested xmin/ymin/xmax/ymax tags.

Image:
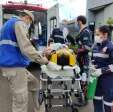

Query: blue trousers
<box><xmin>93</xmin><ymin>73</ymin><xmax>113</xmax><ymax>112</ymax></box>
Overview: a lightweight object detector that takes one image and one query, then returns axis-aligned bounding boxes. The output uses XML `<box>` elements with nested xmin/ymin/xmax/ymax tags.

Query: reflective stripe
<box><xmin>93</xmin><ymin>53</ymin><xmax>109</xmax><ymax>58</ymax></box>
<box><xmin>104</xmin><ymin>101</ymin><xmax>113</xmax><ymax>107</ymax></box>
<box><xmin>54</xmin><ymin>35</ymin><xmax>64</xmax><ymax>39</ymax></box>
<box><xmin>94</xmin><ymin>96</ymin><xmax>103</xmax><ymax>100</ymax></box>
<box><xmin>0</xmin><ymin>40</ymin><xmax>18</xmax><ymax>47</ymax></box>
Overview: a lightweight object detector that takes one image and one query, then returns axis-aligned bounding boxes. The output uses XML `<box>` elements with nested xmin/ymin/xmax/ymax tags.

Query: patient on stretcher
<box><xmin>42</xmin><ymin>42</ymin><xmax>80</xmax><ymax>78</ymax></box>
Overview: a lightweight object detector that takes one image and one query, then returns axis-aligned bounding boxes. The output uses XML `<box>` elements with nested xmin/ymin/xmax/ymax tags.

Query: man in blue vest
<box><xmin>0</xmin><ymin>10</ymin><xmax>48</xmax><ymax>112</ymax></box>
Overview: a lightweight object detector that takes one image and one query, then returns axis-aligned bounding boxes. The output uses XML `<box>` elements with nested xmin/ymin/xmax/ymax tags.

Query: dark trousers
<box><xmin>94</xmin><ymin>74</ymin><xmax>113</xmax><ymax>112</ymax></box>
<box><xmin>77</xmin><ymin>54</ymin><xmax>89</xmax><ymax>75</ymax></box>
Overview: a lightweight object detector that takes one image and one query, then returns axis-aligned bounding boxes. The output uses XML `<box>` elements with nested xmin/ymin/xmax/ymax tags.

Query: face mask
<box><xmin>103</xmin><ymin>37</ymin><xmax>108</xmax><ymax>42</ymax></box>
<box><xmin>95</xmin><ymin>36</ymin><xmax>103</xmax><ymax>44</ymax></box>
<box><xmin>75</xmin><ymin>24</ymin><xmax>80</xmax><ymax>31</ymax></box>
<box><xmin>26</xmin><ymin>24</ymin><xmax>31</xmax><ymax>29</ymax></box>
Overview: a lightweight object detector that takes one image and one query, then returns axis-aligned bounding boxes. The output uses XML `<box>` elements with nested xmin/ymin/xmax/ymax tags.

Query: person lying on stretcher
<box><xmin>42</xmin><ymin>39</ymin><xmax>80</xmax><ymax>73</ymax></box>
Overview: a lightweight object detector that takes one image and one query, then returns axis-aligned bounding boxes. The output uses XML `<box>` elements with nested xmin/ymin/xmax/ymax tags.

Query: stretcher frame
<box><xmin>38</xmin><ymin>66</ymin><xmax>86</xmax><ymax>112</ymax></box>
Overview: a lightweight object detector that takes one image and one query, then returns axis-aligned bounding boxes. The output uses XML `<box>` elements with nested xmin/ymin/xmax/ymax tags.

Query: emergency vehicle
<box><xmin>0</xmin><ymin>1</ymin><xmax>60</xmax><ymax>67</ymax></box>
<box><xmin>0</xmin><ymin>1</ymin><xmax>60</xmax><ymax>47</ymax></box>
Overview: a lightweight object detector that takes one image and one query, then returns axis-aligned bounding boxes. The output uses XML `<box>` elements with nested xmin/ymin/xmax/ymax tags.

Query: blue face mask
<box><xmin>75</xmin><ymin>24</ymin><xmax>80</xmax><ymax>31</ymax></box>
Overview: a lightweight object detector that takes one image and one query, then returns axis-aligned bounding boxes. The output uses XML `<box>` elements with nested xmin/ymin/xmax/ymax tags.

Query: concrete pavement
<box><xmin>0</xmin><ymin>69</ymin><xmax>94</xmax><ymax>112</ymax></box>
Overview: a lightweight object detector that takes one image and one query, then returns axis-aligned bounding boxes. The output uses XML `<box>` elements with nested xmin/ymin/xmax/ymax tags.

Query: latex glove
<box><xmin>74</xmin><ymin>65</ymin><xmax>80</xmax><ymax>74</ymax></box>
<box><xmin>89</xmin><ymin>64</ymin><xmax>96</xmax><ymax>73</ymax></box>
<box><xmin>109</xmin><ymin>65</ymin><xmax>113</xmax><ymax>72</ymax></box>
<box><xmin>91</xmin><ymin>69</ymin><xmax>102</xmax><ymax>77</ymax></box>
<box><xmin>47</xmin><ymin>62</ymin><xmax>61</xmax><ymax>71</ymax></box>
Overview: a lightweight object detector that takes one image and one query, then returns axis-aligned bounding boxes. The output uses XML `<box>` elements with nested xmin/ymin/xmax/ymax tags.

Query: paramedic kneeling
<box><xmin>0</xmin><ymin>10</ymin><xmax>48</xmax><ymax>112</ymax></box>
<box><xmin>92</xmin><ymin>25</ymin><xmax>113</xmax><ymax>112</ymax></box>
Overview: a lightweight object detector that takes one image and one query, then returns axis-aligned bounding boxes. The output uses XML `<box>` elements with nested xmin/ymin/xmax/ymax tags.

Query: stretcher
<box><xmin>38</xmin><ymin>44</ymin><xmax>86</xmax><ymax>112</ymax></box>
<box><xmin>38</xmin><ymin>64</ymin><xmax>87</xmax><ymax>112</ymax></box>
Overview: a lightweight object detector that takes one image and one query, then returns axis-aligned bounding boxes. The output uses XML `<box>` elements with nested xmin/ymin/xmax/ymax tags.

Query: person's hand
<box><xmin>43</xmin><ymin>47</ymin><xmax>53</xmax><ymax>57</ymax></box>
<box><xmin>102</xmin><ymin>47</ymin><xmax>107</xmax><ymax>53</ymax></box>
<box><xmin>77</xmin><ymin>48</ymin><xmax>85</xmax><ymax>53</ymax></box>
<box><xmin>42</xmin><ymin>57</ymin><xmax>49</xmax><ymax>65</ymax></box>
<box><xmin>89</xmin><ymin>64</ymin><xmax>96</xmax><ymax>73</ymax></box>
<box><xmin>74</xmin><ymin>65</ymin><xmax>80</xmax><ymax>74</ymax></box>
<box><xmin>109</xmin><ymin>65</ymin><xmax>113</xmax><ymax>72</ymax></box>
<box><xmin>91</xmin><ymin>69</ymin><xmax>102</xmax><ymax>77</ymax></box>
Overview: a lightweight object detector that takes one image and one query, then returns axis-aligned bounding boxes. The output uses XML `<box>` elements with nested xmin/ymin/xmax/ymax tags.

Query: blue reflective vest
<box><xmin>0</xmin><ymin>17</ymin><xmax>30</xmax><ymax>67</ymax></box>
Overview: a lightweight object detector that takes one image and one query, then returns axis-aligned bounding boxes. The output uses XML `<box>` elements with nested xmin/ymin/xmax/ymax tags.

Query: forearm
<box><xmin>15</xmin><ymin>21</ymin><xmax>48</xmax><ymax>65</ymax></box>
<box><xmin>77</xmin><ymin>42</ymin><xmax>91</xmax><ymax>54</ymax></box>
<box><xmin>77</xmin><ymin>47</ymin><xmax>89</xmax><ymax>54</ymax></box>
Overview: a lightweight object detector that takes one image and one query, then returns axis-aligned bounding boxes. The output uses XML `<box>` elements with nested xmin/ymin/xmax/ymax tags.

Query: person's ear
<box><xmin>77</xmin><ymin>21</ymin><xmax>80</xmax><ymax>24</ymax></box>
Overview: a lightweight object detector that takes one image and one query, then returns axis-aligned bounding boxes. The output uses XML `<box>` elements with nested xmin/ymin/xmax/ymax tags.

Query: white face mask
<box><xmin>94</xmin><ymin>36</ymin><xmax>103</xmax><ymax>44</ymax></box>
<box><xmin>75</xmin><ymin>23</ymin><xmax>80</xmax><ymax>31</ymax></box>
<box><xmin>27</xmin><ymin>24</ymin><xmax>31</xmax><ymax>29</ymax></box>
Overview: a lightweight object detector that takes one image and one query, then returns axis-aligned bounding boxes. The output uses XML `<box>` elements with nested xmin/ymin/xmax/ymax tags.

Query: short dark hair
<box><xmin>77</xmin><ymin>15</ymin><xmax>87</xmax><ymax>24</ymax></box>
<box><xmin>98</xmin><ymin>25</ymin><xmax>110</xmax><ymax>34</ymax></box>
<box><xmin>19</xmin><ymin>11</ymin><xmax>28</xmax><ymax>17</ymax></box>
